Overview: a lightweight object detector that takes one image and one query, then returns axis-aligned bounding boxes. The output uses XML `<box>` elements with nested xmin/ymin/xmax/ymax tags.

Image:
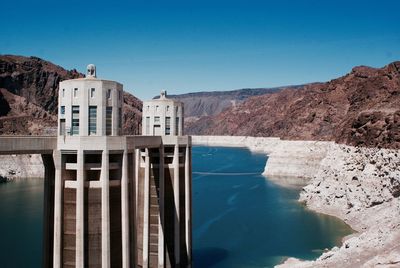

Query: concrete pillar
<box><xmin>184</xmin><ymin>145</ymin><xmax>191</xmax><ymax>267</ymax></box>
<box><xmin>101</xmin><ymin>150</ymin><xmax>110</xmax><ymax>268</ymax></box>
<box><xmin>143</xmin><ymin>149</ymin><xmax>150</xmax><ymax>268</ymax></box>
<box><xmin>158</xmin><ymin>146</ymin><xmax>165</xmax><ymax>267</ymax></box>
<box><xmin>42</xmin><ymin>153</ymin><xmax>55</xmax><ymax>268</ymax></box>
<box><xmin>52</xmin><ymin>151</ymin><xmax>62</xmax><ymax>268</ymax></box>
<box><xmin>121</xmin><ymin>150</ymin><xmax>130</xmax><ymax>268</ymax></box>
<box><xmin>129</xmin><ymin>151</ymin><xmax>137</xmax><ymax>266</ymax></box>
<box><xmin>173</xmin><ymin>143</ymin><xmax>180</xmax><ymax>266</ymax></box>
<box><xmin>76</xmin><ymin>150</ymin><xmax>85</xmax><ymax>267</ymax></box>
<box><xmin>135</xmin><ymin>149</ymin><xmax>140</xmax><ymax>211</ymax></box>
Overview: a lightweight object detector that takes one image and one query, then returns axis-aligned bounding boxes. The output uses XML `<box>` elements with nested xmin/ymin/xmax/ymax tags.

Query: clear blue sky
<box><xmin>1</xmin><ymin>0</ymin><xmax>399</xmax><ymax>99</ymax></box>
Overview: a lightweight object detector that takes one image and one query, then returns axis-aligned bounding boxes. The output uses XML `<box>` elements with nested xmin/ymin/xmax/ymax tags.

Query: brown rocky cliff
<box><xmin>0</xmin><ymin>55</ymin><xmax>142</xmax><ymax>135</ymax></box>
<box><xmin>186</xmin><ymin>61</ymin><xmax>400</xmax><ymax>149</ymax></box>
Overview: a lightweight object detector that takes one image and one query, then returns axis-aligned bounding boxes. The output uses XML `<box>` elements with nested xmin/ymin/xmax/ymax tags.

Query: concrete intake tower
<box><xmin>0</xmin><ymin>64</ymin><xmax>192</xmax><ymax>268</ymax></box>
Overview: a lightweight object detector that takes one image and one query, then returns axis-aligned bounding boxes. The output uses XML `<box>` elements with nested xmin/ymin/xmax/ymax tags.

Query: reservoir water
<box><xmin>0</xmin><ymin>146</ymin><xmax>352</xmax><ymax>267</ymax></box>
<box><xmin>192</xmin><ymin>146</ymin><xmax>352</xmax><ymax>267</ymax></box>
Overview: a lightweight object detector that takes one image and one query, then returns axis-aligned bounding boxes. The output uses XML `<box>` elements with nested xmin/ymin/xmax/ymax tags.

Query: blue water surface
<box><xmin>192</xmin><ymin>146</ymin><xmax>352</xmax><ymax>268</ymax></box>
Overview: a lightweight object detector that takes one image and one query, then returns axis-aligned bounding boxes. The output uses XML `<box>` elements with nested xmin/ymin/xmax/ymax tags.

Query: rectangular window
<box><xmin>90</xmin><ymin>88</ymin><xmax>95</xmax><ymax>98</ymax></box>
<box><xmin>154</xmin><ymin>116</ymin><xmax>160</xmax><ymax>123</ymax></box>
<box><xmin>74</xmin><ymin>88</ymin><xmax>78</xmax><ymax>97</ymax></box>
<box><xmin>107</xmin><ymin>89</ymin><xmax>111</xmax><ymax>99</ymax></box>
<box><xmin>146</xmin><ymin>116</ymin><xmax>150</xmax><ymax>134</ymax></box>
<box><xmin>60</xmin><ymin>106</ymin><xmax>65</xmax><ymax>115</ymax></box>
<box><xmin>62</xmin><ymin>88</ymin><xmax>65</xmax><ymax>97</ymax></box>
<box><xmin>175</xmin><ymin>117</ymin><xmax>179</xmax><ymax>135</ymax></box>
<box><xmin>106</xmin><ymin>107</ymin><xmax>112</xmax><ymax>136</ymax></box>
<box><xmin>71</xmin><ymin>106</ymin><xmax>79</xmax><ymax>135</ymax></box>
<box><xmin>59</xmin><ymin>119</ymin><xmax>65</xmax><ymax>136</ymax></box>
<box><xmin>165</xmin><ymin>117</ymin><xmax>171</xmax><ymax>135</ymax></box>
<box><xmin>88</xmin><ymin>106</ymin><xmax>97</xmax><ymax>135</ymax></box>
<box><xmin>118</xmin><ymin>108</ymin><xmax>122</xmax><ymax>129</ymax></box>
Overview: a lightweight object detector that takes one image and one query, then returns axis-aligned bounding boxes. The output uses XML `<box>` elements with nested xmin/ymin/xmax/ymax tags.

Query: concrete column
<box><xmin>52</xmin><ymin>151</ymin><xmax>62</xmax><ymax>268</ymax></box>
<box><xmin>184</xmin><ymin>145</ymin><xmax>191</xmax><ymax>267</ymax></box>
<box><xmin>76</xmin><ymin>150</ymin><xmax>85</xmax><ymax>267</ymax></box>
<box><xmin>129</xmin><ymin>151</ymin><xmax>137</xmax><ymax>266</ymax></box>
<box><xmin>143</xmin><ymin>149</ymin><xmax>150</xmax><ymax>268</ymax></box>
<box><xmin>135</xmin><ymin>149</ymin><xmax>139</xmax><ymax>208</ymax></box>
<box><xmin>101</xmin><ymin>150</ymin><xmax>110</xmax><ymax>268</ymax></box>
<box><xmin>158</xmin><ymin>146</ymin><xmax>165</xmax><ymax>267</ymax></box>
<box><xmin>173</xmin><ymin>143</ymin><xmax>180</xmax><ymax>266</ymax></box>
<box><xmin>42</xmin><ymin>153</ymin><xmax>55</xmax><ymax>268</ymax></box>
<box><xmin>179</xmin><ymin>113</ymin><xmax>184</xmax><ymax>136</ymax></box>
<box><xmin>121</xmin><ymin>150</ymin><xmax>130</xmax><ymax>268</ymax></box>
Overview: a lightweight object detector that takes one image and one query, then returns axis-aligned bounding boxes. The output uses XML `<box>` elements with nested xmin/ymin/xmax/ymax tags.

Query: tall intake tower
<box><xmin>138</xmin><ymin>92</ymin><xmax>192</xmax><ymax>267</ymax></box>
<box><xmin>50</xmin><ymin>65</ymin><xmax>192</xmax><ymax>268</ymax></box>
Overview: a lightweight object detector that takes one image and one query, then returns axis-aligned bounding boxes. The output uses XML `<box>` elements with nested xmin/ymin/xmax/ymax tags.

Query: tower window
<box><xmin>62</xmin><ymin>88</ymin><xmax>65</xmax><ymax>97</ymax></box>
<box><xmin>154</xmin><ymin>116</ymin><xmax>160</xmax><ymax>123</ymax></box>
<box><xmin>106</xmin><ymin>107</ymin><xmax>112</xmax><ymax>135</ymax></box>
<box><xmin>88</xmin><ymin>106</ymin><xmax>97</xmax><ymax>135</ymax></box>
<box><xmin>145</xmin><ymin>117</ymin><xmax>150</xmax><ymax>134</ymax></box>
<box><xmin>59</xmin><ymin>119</ymin><xmax>66</xmax><ymax>136</ymax></box>
<box><xmin>71</xmin><ymin>106</ymin><xmax>79</xmax><ymax>135</ymax></box>
<box><xmin>60</xmin><ymin>106</ymin><xmax>65</xmax><ymax>115</ymax></box>
<box><xmin>74</xmin><ymin>88</ymin><xmax>78</xmax><ymax>97</ymax></box>
<box><xmin>165</xmin><ymin>117</ymin><xmax>171</xmax><ymax>135</ymax></box>
<box><xmin>118</xmin><ymin>107</ymin><xmax>122</xmax><ymax>130</ymax></box>
<box><xmin>90</xmin><ymin>88</ymin><xmax>95</xmax><ymax>98</ymax></box>
<box><xmin>156</xmin><ymin>105</ymin><xmax>159</xmax><ymax>112</ymax></box>
<box><xmin>107</xmin><ymin>89</ymin><xmax>112</xmax><ymax>99</ymax></box>
<box><xmin>175</xmin><ymin>117</ymin><xmax>179</xmax><ymax>135</ymax></box>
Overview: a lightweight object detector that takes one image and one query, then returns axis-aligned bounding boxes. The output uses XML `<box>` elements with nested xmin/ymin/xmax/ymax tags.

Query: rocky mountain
<box><xmin>0</xmin><ymin>55</ymin><xmax>142</xmax><ymax>135</ymax></box>
<box><xmin>155</xmin><ymin>86</ymin><xmax>302</xmax><ymax>120</ymax></box>
<box><xmin>187</xmin><ymin>61</ymin><xmax>400</xmax><ymax>149</ymax></box>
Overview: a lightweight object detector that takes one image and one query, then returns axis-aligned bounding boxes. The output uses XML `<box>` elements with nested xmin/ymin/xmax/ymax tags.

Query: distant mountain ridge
<box><xmin>186</xmin><ymin>61</ymin><xmax>400</xmax><ymax>149</ymax></box>
<box><xmin>0</xmin><ymin>55</ymin><xmax>142</xmax><ymax>135</ymax></box>
<box><xmin>154</xmin><ymin>85</ymin><xmax>304</xmax><ymax>118</ymax></box>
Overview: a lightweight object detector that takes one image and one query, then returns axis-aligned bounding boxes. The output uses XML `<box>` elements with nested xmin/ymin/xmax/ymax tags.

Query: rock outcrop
<box><xmin>277</xmin><ymin>144</ymin><xmax>400</xmax><ymax>268</ymax></box>
<box><xmin>0</xmin><ymin>154</ymin><xmax>44</xmax><ymax>181</ymax></box>
<box><xmin>187</xmin><ymin>61</ymin><xmax>400</xmax><ymax>150</ymax></box>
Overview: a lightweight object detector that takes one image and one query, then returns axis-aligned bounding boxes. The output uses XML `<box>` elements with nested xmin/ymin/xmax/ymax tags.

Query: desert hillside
<box><xmin>186</xmin><ymin>62</ymin><xmax>400</xmax><ymax>149</ymax></box>
<box><xmin>155</xmin><ymin>85</ymin><xmax>303</xmax><ymax>120</ymax></box>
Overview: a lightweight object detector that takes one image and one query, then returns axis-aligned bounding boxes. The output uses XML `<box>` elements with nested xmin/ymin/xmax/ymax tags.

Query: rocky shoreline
<box><xmin>277</xmin><ymin>144</ymin><xmax>400</xmax><ymax>268</ymax></box>
<box><xmin>0</xmin><ymin>154</ymin><xmax>44</xmax><ymax>182</ymax></box>
<box><xmin>192</xmin><ymin>136</ymin><xmax>400</xmax><ymax>268</ymax></box>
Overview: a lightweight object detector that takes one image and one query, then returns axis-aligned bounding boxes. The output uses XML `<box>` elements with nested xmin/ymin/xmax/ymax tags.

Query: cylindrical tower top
<box><xmin>58</xmin><ymin>65</ymin><xmax>124</xmax><ymax>140</ymax></box>
<box><xmin>142</xmin><ymin>91</ymin><xmax>184</xmax><ymax>136</ymax></box>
